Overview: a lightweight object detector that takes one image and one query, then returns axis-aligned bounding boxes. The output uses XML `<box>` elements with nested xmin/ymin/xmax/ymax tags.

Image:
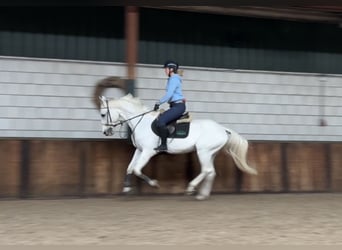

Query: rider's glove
<box><xmin>153</xmin><ymin>103</ymin><xmax>160</xmax><ymax>111</ymax></box>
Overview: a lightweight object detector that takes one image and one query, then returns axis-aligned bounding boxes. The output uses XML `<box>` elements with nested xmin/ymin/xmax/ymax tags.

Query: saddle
<box><xmin>151</xmin><ymin>112</ymin><xmax>192</xmax><ymax>138</ymax></box>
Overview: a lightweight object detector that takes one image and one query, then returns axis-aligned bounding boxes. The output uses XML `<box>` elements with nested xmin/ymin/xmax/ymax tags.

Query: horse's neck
<box><xmin>116</xmin><ymin>102</ymin><xmax>153</xmax><ymax>129</ymax></box>
<box><xmin>128</xmin><ymin>113</ymin><xmax>154</xmax><ymax>130</ymax></box>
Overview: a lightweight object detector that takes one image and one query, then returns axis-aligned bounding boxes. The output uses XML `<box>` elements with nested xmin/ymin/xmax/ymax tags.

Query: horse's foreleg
<box><xmin>122</xmin><ymin>173</ymin><xmax>134</xmax><ymax>193</ymax></box>
<box><xmin>132</xmin><ymin>150</ymin><xmax>159</xmax><ymax>188</ymax></box>
<box><xmin>138</xmin><ymin>173</ymin><xmax>160</xmax><ymax>188</ymax></box>
<box><xmin>123</xmin><ymin>149</ymin><xmax>142</xmax><ymax>193</ymax></box>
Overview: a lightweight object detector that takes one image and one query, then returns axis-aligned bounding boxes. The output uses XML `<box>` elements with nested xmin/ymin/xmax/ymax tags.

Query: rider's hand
<box><xmin>153</xmin><ymin>103</ymin><xmax>160</xmax><ymax>111</ymax></box>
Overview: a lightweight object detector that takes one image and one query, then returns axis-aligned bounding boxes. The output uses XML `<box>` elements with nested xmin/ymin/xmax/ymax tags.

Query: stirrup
<box><xmin>154</xmin><ymin>144</ymin><xmax>168</xmax><ymax>152</ymax></box>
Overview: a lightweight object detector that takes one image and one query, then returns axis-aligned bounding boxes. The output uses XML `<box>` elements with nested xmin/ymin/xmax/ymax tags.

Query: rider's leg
<box><xmin>154</xmin><ymin>103</ymin><xmax>185</xmax><ymax>152</ymax></box>
<box><xmin>154</xmin><ymin>125</ymin><xmax>168</xmax><ymax>152</ymax></box>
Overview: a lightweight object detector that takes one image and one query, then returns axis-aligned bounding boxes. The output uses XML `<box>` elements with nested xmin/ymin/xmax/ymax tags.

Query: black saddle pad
<box><xmin>151</xmin><ymin>118</ymin><xmax>190</xmax><ymax>139</ymax></box>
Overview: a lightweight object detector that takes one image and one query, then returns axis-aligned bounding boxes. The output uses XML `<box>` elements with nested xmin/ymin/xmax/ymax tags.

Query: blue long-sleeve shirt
<box><xmin>158</xmin><ymin>74</ymin><xmax>184</xmax><ymax>104</ymax></box>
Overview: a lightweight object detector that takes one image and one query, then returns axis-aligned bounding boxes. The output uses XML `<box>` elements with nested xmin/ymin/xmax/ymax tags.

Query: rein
<box><xmin>109</xmin><ymin>110</ymin><xmax>155</xmax><ymax>127</ymax></box>
<box><xmin>105</xmin><ymin>100</ymin><xmax>154</xmax><ymax>128</ymax></box>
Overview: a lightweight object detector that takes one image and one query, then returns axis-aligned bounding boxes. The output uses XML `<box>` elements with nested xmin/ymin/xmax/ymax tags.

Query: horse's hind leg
<box><xmin>186</xmin><ymin>172</ymin><xmax>208</xmax><ymax>195</ymax></box>
<box><xmin>186</xmin><ymin>152</ymin><xmax>209</xmax><ymax>195</ymax></box>
<box><xmin>197</xmin><ymin>151</ymin><xmax>219</xmax><ymax>200</ymax></box>
<box><xmin>197</xmin><ymin>168</ymin><xmax>216</xmax><ymax>200</ymax></box>
<box><xmin>186</xmin><ymin>150</ymin><xmax>216</xmax><ymax>200</ymax></box>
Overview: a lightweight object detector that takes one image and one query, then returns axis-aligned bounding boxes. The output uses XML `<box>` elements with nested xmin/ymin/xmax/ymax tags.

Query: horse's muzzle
<box><xmin>103</xmin><ymin>127</ymin><xmax>114</xmax><ymax>136</ymax></box>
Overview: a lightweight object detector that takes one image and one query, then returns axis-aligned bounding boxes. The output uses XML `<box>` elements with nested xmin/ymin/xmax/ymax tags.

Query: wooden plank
<box><xmin>0</xmin><ymin>140</ymin><xmax>21</xmax><ymax>197</ymax></box>
<box><xmin>287</xmin><ymin>143</ymin><xmax>327</xmax><ymax>192</ymax></box>
<box><xmin>85</xmin><ymin>140</ymin><xmax>133</xmax><ymax>195</ymax></box>
<box><xmin>20</xmin><ymin>140</ymin><xmax>30</xmax><ymax>198</ymax></box>
<box><xmin>139</xmin><ymin>153</ymin><xmax>188</xmax><ymax>194</ymax></box>
<box><xmin>309</xmin><ymin>143</ymin><xmax>327</xmax><ymax>191</ymax></box>
<box><xmin>212</xmin><ymin>150</ymin><xmax>237</xmax><ymax>193</ymax></box>
<box><xmin>84</xmin><ymin>141</ymin><xmax>112</xmax><ymax>195</ymax></box>
<box><xmin>0</xmin><ymin>139</ymin><xmax>339</xmax><ymax>198</ymax></box>
<box><xmin>108</xmin><ymin>141</ymin><xmax>136</xmax><ymax>194</ymax></box>
<box><xmin>241</xmin><ymin>142</ymin><xmax>282</xmax><ymax>192</ymax></box>
<box><xmin>331</xmin><ymin>143</ymin><xmax>342</xmax><ymax>192</ymax></box>
<box><xmin>29</xmin><ymin>141</ymin><xmax>81</xmax><ymax>197</ymax></box>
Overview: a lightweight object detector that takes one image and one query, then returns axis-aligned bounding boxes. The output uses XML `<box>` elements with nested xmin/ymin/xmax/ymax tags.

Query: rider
<box><xmin>153</xmin><ymin>60</ymin><xmax>186</xmax><ymax>152</ymax></box>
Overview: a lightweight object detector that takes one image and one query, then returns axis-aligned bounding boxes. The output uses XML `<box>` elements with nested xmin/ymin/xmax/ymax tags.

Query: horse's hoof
<box><xmin>122</xmin><ymin>187</ymin><xmax>132</xmax><ymax>193</ymax></box>
<box><xmin>185</xmin><ymin>186</ymin><xmax>195</xmax><ymax>196</ymax></box>
<box><xmin>149</xmin><ymin>180</ymin><xmax>160</xmax><ymax>188</ymax></box>
<box><xmin>195</xmin><ymin>194</ymin><xmax>208</xmax><ymax>201</ymax></box>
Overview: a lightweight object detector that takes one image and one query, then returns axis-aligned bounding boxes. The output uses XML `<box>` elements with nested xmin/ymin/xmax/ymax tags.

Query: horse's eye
<box><xmin>101</xmin><ymin>114</ymin><xmax>106</xmax><ymax>118</ymax></box>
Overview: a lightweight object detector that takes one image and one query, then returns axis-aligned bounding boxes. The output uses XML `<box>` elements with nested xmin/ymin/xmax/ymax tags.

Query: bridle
<box><xmin>103</xmin><ymin>100</ymin><xmax>114</xmax><ymax>126</ymax></box>
<box><xmin>102</xmin><ymin>100</ymin><xmax>154</xmax><ymax>130</ymax></box>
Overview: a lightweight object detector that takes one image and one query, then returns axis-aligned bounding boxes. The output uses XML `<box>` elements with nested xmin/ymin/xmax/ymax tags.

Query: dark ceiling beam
<box><xmin>148</xmin><ymin>6</ymin><xmax>342</xmax><ymax>24</ymax></box>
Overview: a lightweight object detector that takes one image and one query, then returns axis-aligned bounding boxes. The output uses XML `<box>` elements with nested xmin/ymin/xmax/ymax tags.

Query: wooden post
<box><xmin>124</xmin><ymin>6</ymin><xmax>138</xmax><ymax>141</ymax></box>
<box><xmin>281</xmin><ymin>143</ymin><xmax>289</xmax><ymax>192</ymax></box>
<box><xmin>125</xmin><ymin>6</ymin><xmax>139</xmax><ymax>80</ymax></box>
<box><xmin>20</xmin><ymin>140</ymin><xmax>30</xmax><ymax>198</ymax></box>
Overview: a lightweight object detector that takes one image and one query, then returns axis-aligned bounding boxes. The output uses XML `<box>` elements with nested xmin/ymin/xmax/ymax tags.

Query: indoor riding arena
<box><xmin>1</xmin><ymin>5</ymin><xmax>342</xmax><ymax>248</ymax></box>
<box><xmin>1</xmin><ymin>194</ymin><xmax>342</xmax><ymax>246</ymax></box>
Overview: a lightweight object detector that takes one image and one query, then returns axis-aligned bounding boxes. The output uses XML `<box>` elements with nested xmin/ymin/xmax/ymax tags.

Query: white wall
<box><xmin>137</xmin><ymin>65</ymin><xmax>342</xmax><ymax>141</ymax></box>
<box><xmin>1</xmin><ymin>56</ymin><xmax>341</xmax><ymax>141</ymax></box>
<box><xmin>0</xmin><ymin>57</ymin><xmax>126</xmax><ymax>139</ymax></box>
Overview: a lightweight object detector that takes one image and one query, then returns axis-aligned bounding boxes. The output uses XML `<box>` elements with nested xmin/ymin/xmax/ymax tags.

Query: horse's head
<box><xmin>99</xmin><ymin>96</ymin><xmax>120</xmax><ymax>136</ymax></box>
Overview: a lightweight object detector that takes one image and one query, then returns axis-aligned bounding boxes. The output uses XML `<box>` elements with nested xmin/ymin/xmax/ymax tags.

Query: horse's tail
<box><xmin>224</xmin><ymin>128</ymin><xmax>258</xmax><ymax>175</ymax></box>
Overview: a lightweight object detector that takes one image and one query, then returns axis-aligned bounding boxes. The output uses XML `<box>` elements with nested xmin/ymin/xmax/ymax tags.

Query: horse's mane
<box><xmin>109</xmin><ymin>94</ymin><xmax>149</xmax><ymax>112</ymax></box>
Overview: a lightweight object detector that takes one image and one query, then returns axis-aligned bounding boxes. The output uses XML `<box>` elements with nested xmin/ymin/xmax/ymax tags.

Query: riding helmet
<box><xmin>163</xmin><ymin>60</ymin><xmax>179</xmax><ymax>72</ymax></box>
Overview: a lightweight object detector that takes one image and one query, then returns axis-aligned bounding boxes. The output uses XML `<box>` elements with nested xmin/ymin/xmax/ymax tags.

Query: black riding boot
<box><xmin>154</xmin><ymin>126</ymin><xmax>168</xmax><ymax>152</ymax></box>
